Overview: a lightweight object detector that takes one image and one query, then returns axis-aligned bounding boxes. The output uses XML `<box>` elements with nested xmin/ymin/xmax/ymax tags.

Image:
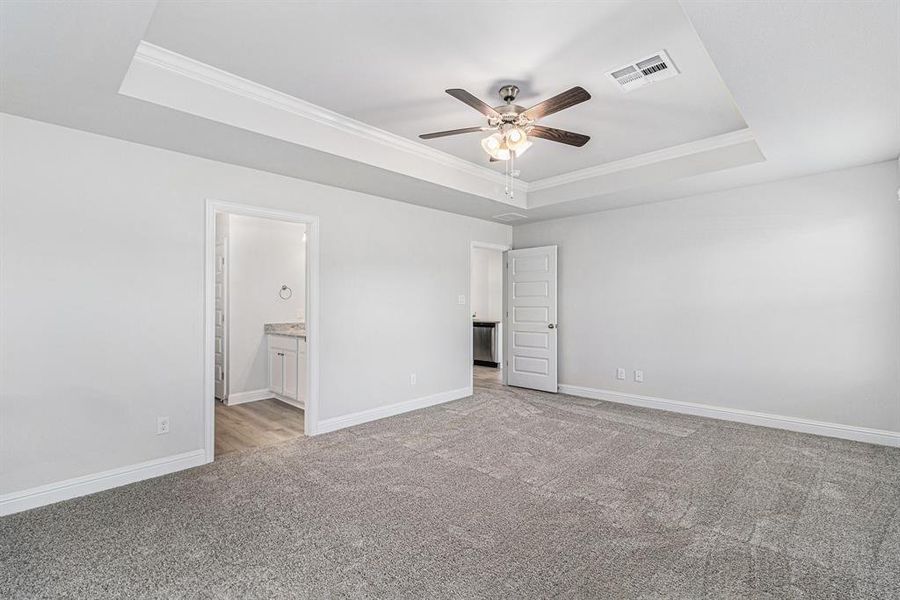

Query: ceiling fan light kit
<box><xmin>481</xmin><ymin>132</ymin><xmax>512</xmax><ymax>161</ymax></box>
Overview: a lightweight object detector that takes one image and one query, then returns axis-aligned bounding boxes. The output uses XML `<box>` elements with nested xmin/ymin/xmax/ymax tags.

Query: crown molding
<box><xmin>131</xmin><ymin>42</ymin><xmax>529</xmax><ymax>196</ymax></box>
<box><xmin>527</xmin><ymin>128</ymin><xmax>757</xmax><ymax>192</ymax></box>
<box><xmin>126</xmin><ymin>42</ymin><xmax>762</xmax><ymax>213</ymax></box>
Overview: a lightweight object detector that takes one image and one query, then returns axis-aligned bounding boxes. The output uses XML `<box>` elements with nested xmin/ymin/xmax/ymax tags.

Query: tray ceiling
<box><xmin>143</xmin><ymin>1</ymin><xmax>749</xmax><ymax>183</ymax></box>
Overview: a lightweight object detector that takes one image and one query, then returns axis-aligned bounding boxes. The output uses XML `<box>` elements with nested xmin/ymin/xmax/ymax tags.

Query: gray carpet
<box><xmin>2</xmin><ymin>380</ymin><xmax>899</xmax><ymax>599</ymax></box>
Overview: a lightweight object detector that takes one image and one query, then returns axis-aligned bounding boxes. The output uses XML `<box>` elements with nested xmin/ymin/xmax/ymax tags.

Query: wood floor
<box><xmin>474</xmin><ymin>364</ymin><xmax>502</xmax><ymax>386</ymax></box>
<box><xmin>215</xmin><ymin>398</ymin><xmax>305</xmax><ymax>457</ymax></box>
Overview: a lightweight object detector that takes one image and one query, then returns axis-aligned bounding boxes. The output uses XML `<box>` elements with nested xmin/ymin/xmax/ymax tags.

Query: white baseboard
<box><xmin>273</xmin><ymin>394</ymin><xmax>305</xmax><ymax>410</ymax></box>
<box><xmin>0</xmin><ymin>449</ymin><xmax>208</xmax><ymax>516</ymax></box>
<box><xmin>226</xmin><ymin>388</ymin><xmax>273</xmax><ymax>405</ymax></box>
<box><xmin>316</xmin><ymin>386</ymin><xmax>473</xmax><ymax>435</ymax></box>
<box><xmin>559</xmin><ymin>384</ymin><xmax>900</xmax><ymax>448</ymax></box>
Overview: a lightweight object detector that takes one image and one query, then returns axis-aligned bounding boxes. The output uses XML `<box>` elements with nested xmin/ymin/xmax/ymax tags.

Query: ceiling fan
<box><xmin>419</xmin><ymin>84</ymin><xmax>591</xmax><ymax>162</ymax></box>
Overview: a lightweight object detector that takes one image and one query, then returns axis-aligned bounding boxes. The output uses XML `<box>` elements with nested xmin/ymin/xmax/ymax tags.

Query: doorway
<box><xmin>204</xmin><ymin>201</ymin><xmax>319</xmax><ymax>462</ymax></box>
<box><xmin>470</xmin><ymin>241</ymin><xmax>510</xmax><ymax>390</ymax></box>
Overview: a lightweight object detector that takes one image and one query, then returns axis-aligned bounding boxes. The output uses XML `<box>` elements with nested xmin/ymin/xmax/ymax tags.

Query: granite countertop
<box><xmin>264</xmin><ymin>322</ymin><xmax>306</xmax><ymax>338</ymax></box>
<box><xmin>473</xmin><ymin>320</ymin><xmax>501</xmax><ymax>324</ymax></box>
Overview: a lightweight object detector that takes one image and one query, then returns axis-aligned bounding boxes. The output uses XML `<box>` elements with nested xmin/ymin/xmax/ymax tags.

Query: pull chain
<box><xmin>505</xmin><ymin>151</ymin><xmax>516</xmax><ymax>201</ymax></box>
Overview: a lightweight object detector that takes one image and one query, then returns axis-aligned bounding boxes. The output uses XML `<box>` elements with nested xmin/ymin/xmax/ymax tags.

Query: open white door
<box><xmin>506</xmin><ymin>245</ymin><xmax>558</xmax><ymax>392</ymax></box>
<box><xmin>214</xmin><ymin>240</ymin><xmax>228</xmax><ymax>400</ymax></box>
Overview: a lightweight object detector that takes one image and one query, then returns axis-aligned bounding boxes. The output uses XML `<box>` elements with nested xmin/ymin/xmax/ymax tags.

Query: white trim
<box><xmin>273</xmin><ymin>393</ymin><xmax>306</xmax><ymax>411</ymax></box>
<box><xmin>470</xmin><ymin>241</ymin><xmax>513</xmax><ymax>252</ymax></box>
<box><xmin>469</xmin><ymin>241</ymin><xmax>511</xmax><ymax>387</ymax></box>
<box><xmin>0</xmin><ymin>450</ymin><xmax>207</xmax><ymax>516</ymax></box>
<box><xmin>226</xmin><ymin>388</ymin><xmax>273</xmax><ymax>406</ymax></box>
<box><xmin>317</xmin><ymin>387</ymin><xmax>472</xmax><ymax>435</ymax></box>
<box><xmin>527</xmin><ymin>129</ymin><xmax>757</xmax><ymax>192</ymax></box>
<box><xmin>132</xmin><ymin>42</ymin><xmax>526</xmax><ymax>196</ymax></box>
<box><xmin>127</xmin><ymin>43</ymin><xmax>763</xmax><ymax>212</ymax></box>
<box><xmin>205</xmin><ymin>200</ymin><xmax>321</xmax><ymax>464</ymax></box>
<box><xmin>559</xmin><ymin>384</ymin><xmax>900</xmax><ymax>448</ymax></box>
<box><xmin>223</xmin><ymin>389</ymin><xmax>305</xmax><ymax>410</ymax></box>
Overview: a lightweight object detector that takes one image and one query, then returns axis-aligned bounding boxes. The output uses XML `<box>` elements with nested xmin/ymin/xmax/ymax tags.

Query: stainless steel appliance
<box><xmin>473</xmin><ymin>321</ymin><xmax>499</xmax><ymax>368</ymax></box>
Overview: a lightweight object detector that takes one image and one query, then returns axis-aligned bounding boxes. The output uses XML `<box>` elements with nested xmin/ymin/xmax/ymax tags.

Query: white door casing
<box><xmin>214</xmin><ymin>241</ymin><xmax>228</xmax><ymax>400</ymax></box>
<box><xmin>206</xmin><ymin>199</ymin><xmax>319</xmax><ymax>462</ymax></box>
<box><xmin>506</xmin><ymin>245</ymin><xmax>558</xmax><ymax>392</ymax></box>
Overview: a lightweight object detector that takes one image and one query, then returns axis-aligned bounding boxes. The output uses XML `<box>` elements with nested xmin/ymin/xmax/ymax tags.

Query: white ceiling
<box><xmin>1</xmin><ymin>1</ymin><xmax>897</xmax><ymax>223</ymax></box>
<box><xmin>682</xmin><ymin>0</ymin><xmax>900</xmax><ymax>180</ymax></box>
<box><xmin>143</xmin><ymin>0</ymin><xmax>747</xmax><ymax>182</ymax></box>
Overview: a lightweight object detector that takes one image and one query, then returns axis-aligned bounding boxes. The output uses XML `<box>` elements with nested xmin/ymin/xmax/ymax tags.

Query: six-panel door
<box><xmin>506</xmin><ymin>245</ymin><xmax>558</xmax><ymax>393</ymax></box>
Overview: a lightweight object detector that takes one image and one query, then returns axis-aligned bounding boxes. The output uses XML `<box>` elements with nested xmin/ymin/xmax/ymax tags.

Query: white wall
<box><xmin>514</xmin><ymin>160</ymin><xmax>900</xmax><ymax>433</ymax></box>
<box><xmin>0</xmin><ymin>114</ymin><xmax>511</xmax><ymax>495</ymax></box>
<box><xmin>470</xmin><ymin>247</ymin><xmax>503</xmax><ymax>322</ymax></box>
<box><xmin>226</xmin><ymin>214</ymin><xmax>305</xmax><ymax>395</ymax></box>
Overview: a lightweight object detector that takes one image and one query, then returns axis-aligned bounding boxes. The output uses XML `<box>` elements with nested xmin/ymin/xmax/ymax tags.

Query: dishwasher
<box><xmin>473</xmin><ymin>321</ymin><xmax>499</xmax><ymax>368</ymax></box>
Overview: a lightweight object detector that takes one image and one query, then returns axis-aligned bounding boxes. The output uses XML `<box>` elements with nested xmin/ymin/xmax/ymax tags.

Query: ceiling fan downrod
<box><xmin>498</xmin><ymin>85</ymin><xmax>519</xmax><ymax>105</ymax></box>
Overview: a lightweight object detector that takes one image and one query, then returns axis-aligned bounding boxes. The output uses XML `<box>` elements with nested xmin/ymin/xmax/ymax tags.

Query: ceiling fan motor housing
<box><xmin>492</xmin><ymin>86</ymin><xmax>528</xmax><ymax>127</ymax></box>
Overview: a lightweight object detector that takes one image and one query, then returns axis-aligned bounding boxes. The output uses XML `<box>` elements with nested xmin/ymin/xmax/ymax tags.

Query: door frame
<box><xmin>204</xmin><ymin>199</ymin><xmax>321</xmax><ymax>462</ymax></box>
<box><xmin>469</xmin><ymin>241</ymin><xmax>512</xmax><ymax>386</ymax></box>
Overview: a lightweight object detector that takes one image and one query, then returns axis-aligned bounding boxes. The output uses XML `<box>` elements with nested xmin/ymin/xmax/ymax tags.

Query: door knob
<box><xmin>548</xmin><ymin>323</ymin><xmax>555</xmax><ymax>329</ymax></box>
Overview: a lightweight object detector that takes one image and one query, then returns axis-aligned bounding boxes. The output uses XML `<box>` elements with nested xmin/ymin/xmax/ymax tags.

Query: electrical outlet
<box><xmin>634</xmin><ymin>370</ymin><xmax>644</xmax><ymax>383</ymax></box>
<box><xmin>616</xmin><ymin>367</ymin><xmax>626</xmax><ymax>380</ymax></box>
<box><xmin>156</xmin><ymin>416</ymin><xmax>170</xmax><ymax>435</ymax></box>
<box><xmin>409</xmin><ymin>373</ymin><xmax>417</xmax><ymax>385</ymax></box>
<box><xmin>458</xmin><ymin>295</ymin><xmax>466</xmax><ymax>305</ymax></box>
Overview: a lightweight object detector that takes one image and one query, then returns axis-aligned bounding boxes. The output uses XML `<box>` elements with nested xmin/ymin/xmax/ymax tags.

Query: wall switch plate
<box><xmin>409</xmin><ymin>373</ymin><xmax>417</xmax><ymax>385</ymax></box>
<box><xmin>458</xmin><ymin>295</ymin><xmax>466</xmax><ymax>305</ymax></box>
<box><xmin>156</xmin><ymin>416</ymin><xmax>170</xmax><ymax>435</ymax></box>
<box><xmin>616</xmin><ymin>367</ymin><xmax>626</xmax><ymax>380</ymax></box>
<box><xmin>634</xmin><ymin>370</ymin><xmax>644</xmax><ymax>383</ymax></box>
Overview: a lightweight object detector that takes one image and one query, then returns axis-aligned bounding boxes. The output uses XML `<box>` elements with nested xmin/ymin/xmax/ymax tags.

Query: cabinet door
<box><xmin>282</xmin><ymin>349</ymin><xmax>298</xmax><ymax>400</ymax></box>
<box><xmin>269</xmin><ymin>349</ymin><xmax>284</xmax><ymax>395</ymax></box>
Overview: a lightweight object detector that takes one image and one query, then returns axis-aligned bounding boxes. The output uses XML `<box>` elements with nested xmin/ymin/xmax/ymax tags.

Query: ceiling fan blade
<box><xmin>522</xmin><ymin>86</ymin><xmax>591</xmax><ymax>120</ymax></box>
<box><xmin>529</xmin><ymin>125</ymin><xmax>590</xmax><ymax>147</ymax></box>
<box><xmin>419</xmin><ymin>126</ymin><xmax>488</xmax><ymax>140</ymax></box>
<box><xmin>445</xmin><ymin>89</ymin><xmax>501</xmax><ymax>118</ymax></box>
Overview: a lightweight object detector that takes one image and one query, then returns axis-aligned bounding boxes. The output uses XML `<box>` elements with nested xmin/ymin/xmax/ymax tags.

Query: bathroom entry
<box><xmin>470</xmin><ymin>242</ymin><xmax>508</xmax><ymax>388</ymax></box>
<box><xmin>213</xmin><ymin>211</ymin><xmax>308</xmax><ymax>457</ymax></box>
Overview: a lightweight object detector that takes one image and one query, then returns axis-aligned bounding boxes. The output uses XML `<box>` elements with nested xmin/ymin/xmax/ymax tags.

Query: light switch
<box><xmin>458</xmin><ymin>295</ymin><xmax>466</xmax><ymax>305</ymax></box>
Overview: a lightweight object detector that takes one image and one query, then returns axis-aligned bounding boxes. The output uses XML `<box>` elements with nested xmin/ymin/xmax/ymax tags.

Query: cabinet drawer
<box><xmin>267</xmin><ymin>334</ymin><xmax>298</xmax><ymax>352</ymax></box>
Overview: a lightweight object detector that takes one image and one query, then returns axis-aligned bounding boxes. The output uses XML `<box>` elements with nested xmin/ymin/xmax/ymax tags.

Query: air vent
<box><xmin>493</xmin><ymin>212</ymin><xmax>528</xmax><ymax>222</ymax></box>
<box><xmin>607</xmin><ymin>50</ymin><xmax>679</xmax><ymax>92</ymax></box>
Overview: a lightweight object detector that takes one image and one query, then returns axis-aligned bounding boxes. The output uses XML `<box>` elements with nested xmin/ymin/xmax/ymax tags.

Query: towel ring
<box><xmin>279</xmin><ymin>285</ymin><xmax>292</xmax><ymax>300</ymax></box>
